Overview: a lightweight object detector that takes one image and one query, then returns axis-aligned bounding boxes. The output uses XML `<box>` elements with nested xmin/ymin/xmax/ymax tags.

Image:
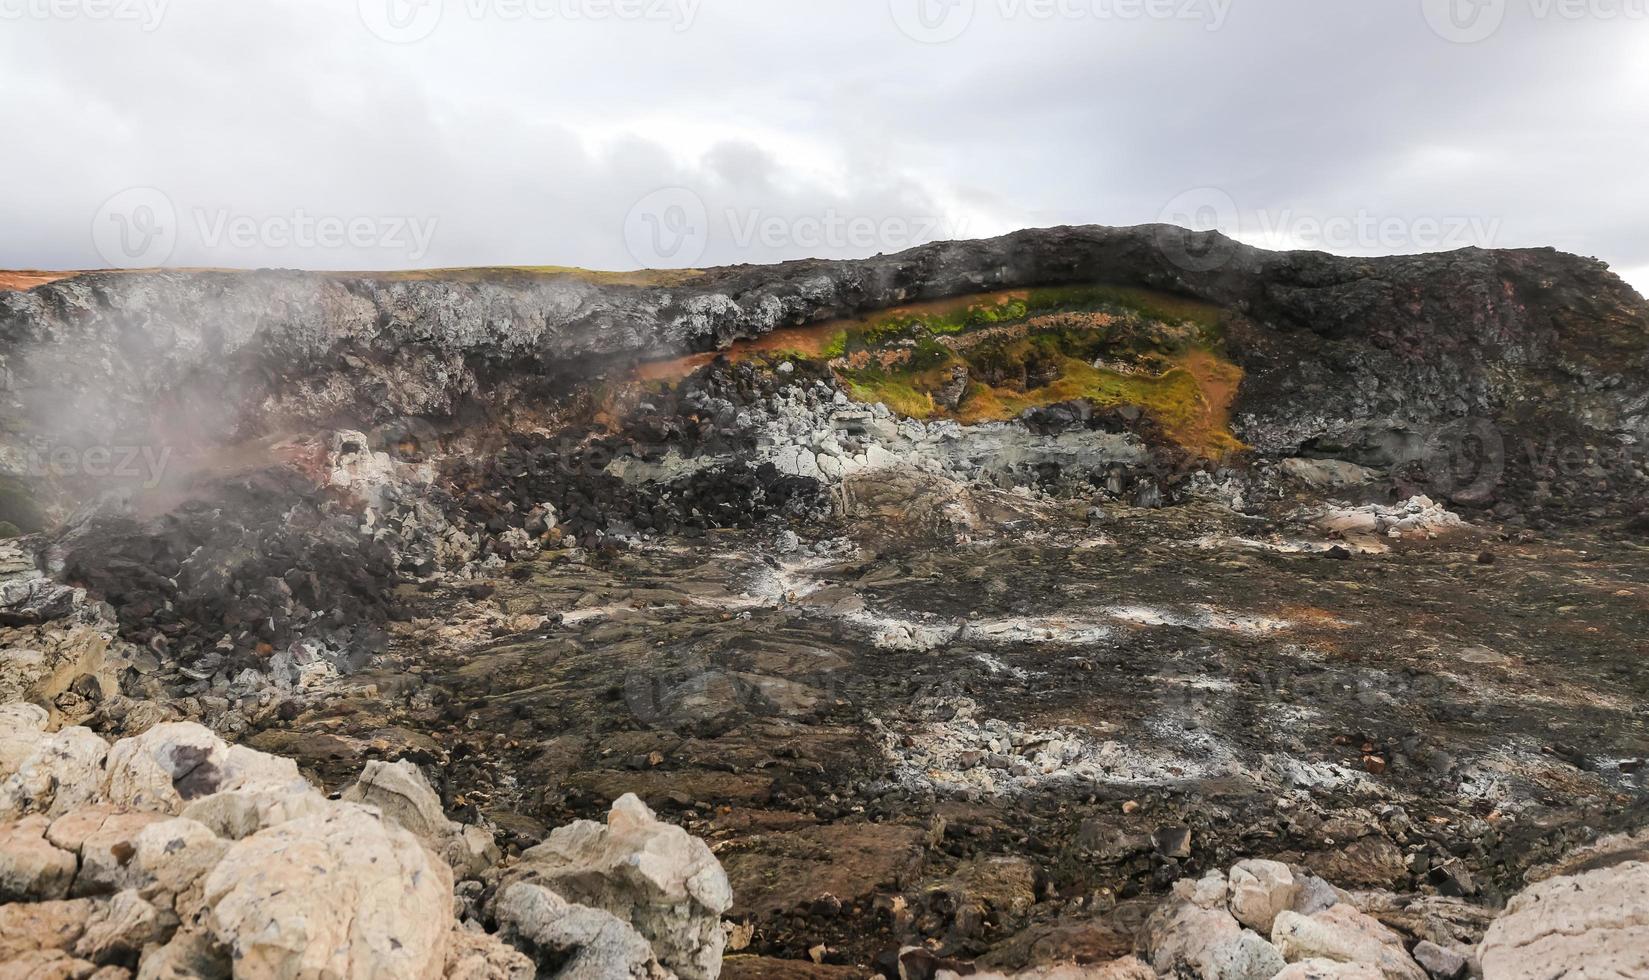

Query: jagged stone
<box><xmin>1271</xmin><ymin>905</ymin><xmax>1425</xmax><ymax>980</ymax></box>
<box><xmin>75</xmin><ymin>890</ymin><xmax>163</xmax><ymax>964</ymax></box>
<box><xmin>341</xmin><ymin>758</ymin><xmax>498</xmax><ymax>877</ymax></box>
<box><xmin>73</xmin><ymin>816</ymin><xmax>227</xmax><ymax>908</ymax></box>
<box><xmin>1228</xmin><ymin>859</ymin><xmax>1299</xmax><ymax>934</ymax></box>
<box><xmin>102</xmin><ymin>723</ymin><xmax>307</xmax><ymax>816</ymax></box>
<box><xmin>0</xmin><ymin>701</ymin><xmax>49</xmax><ymax>776</ymax></box>
<box><xmin>1141</xmin><ymin>899</ymin><xmax>1286</xmax><ymax>980</ymax></box>
<box><xmin>1271</xmin><ymin>961</ymin><xmax>1384</xmax><ymax>980</ymax></box>
<box><xmin>0</xmin><ymin>896</ymin><xmax>99</xmax><ymax>962</ymax></box>
<box><xmin>0</xmin><ymin>814</ymin><xmax>78</xmax><ymax>901</ymax></box>
<box><xmin>0</xmin><ymin>727</ymin><xmax>111</xmax><ymax>820</ymax></box>
<box><xmin>497</xmin><ymin>881</ymin><xmax>674</xmax><ymax>979</ymax></box>
<box><xmin>200</xmin><ymin>803</ymin><xmax>454</xmax><ymax>980</ymax></box>
<box><xmin>509</xmin><ymin>793</ymin><xmax>731</xmax><ymax>980</ymax></box>
<box><xmin>443</xmin><ymin>929</ymin><xmax>537</xmax><ymax>980</ymax></box>
<box><xmin>1478</xmin><ymin>858</ymin><xmax>1649</xmax><ymax>979</ymax></box>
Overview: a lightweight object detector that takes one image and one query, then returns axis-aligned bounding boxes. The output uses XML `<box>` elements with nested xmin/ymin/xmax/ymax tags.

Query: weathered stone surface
<box><xmin>75</xmin><ymin>817</ymin><xmax>226</xmax><ymax>906</ymax></box>
<box><xmin>0</xmin><ymin>701</ymin><xmax>49</xmax><ymax>776</ymax></box>
<box><xmin>511</xmin><ymin>793</ymin><xmax>732</xmax><ymax>980</ymax></box>
<box><xmin>1141</xmin><ymin>900</ymin><xmax>1285</xmax><ymax>980</ymax></box>
<box><xmin>1478</xmin><ymin>858</ymin><xmax>1649</xmax><ymax>980</ymax></box>
<box><xmin>496</xmin><ymin>881</ymin><xmax>671</xmax><ymax>979</ymax></box>
<box><xmin>131</xmin><ymin>927</ymin><xmax>230</xmax><ymax>980</ymax></box>
<box><xmin>103</xmin><ymin>723</ymin><xmax>307</xmax><ymax>816</ymax></box>
<box><xmin>200</xmin><ymin>803</ymin><xmax>454</xmax><ymax>980</ymax></box>
<box><xmin>954</xmin><ymin>958</ymin><xmax>1157</xmax><ymax>979</ymax></box>
<box><xmin>0</xmin><ymin>814</ymin><xmax>78</xmax><ymax>901</ymax></box>
<box><xmin>1228</xmin><ymin>859</ymin><xmax>1298</xmax><ymax>934</ymax></box>
<box><xmin>1271</xmin><ymin>905</ymin><xmax>1425</xmax><ymax>980</ymax></box>
<box><xmin>75</xmin><ymin>890</ymin><xmax>163</xmax><ymax>964</ymax></box>
<box><xmin>341</xmin><ymin>758</ymin><xmax>498</xmax><ymax>877</ymax></box>
<box><xmin>1271</xmin><ymin>961</ymin><xmax>1384</xmax><ymax>980</ymax></box>
<box><xmin>0</xmin><ymin>896</ymin><xmax>99</xmax><ymax>961</ymax></box>
<box><xmin>0</xmin><ymin>727</ymin><xmax>111</xmax><ymax>820</ymax></box>
<box><xmin>1409</xmin><ymin>941</ymin><xmax>1467</xmax><ymax>980</ymax></box>
<box><xmin>442</xmin><ymin>929</ymin><xmax>537</xmax><ymax>980</ymax></box>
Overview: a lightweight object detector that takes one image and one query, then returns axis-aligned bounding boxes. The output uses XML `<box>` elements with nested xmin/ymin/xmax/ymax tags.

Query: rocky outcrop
<box><xmin>3</xmin><ymin>227</ymin><xmax>1644</xmax><ymax>509</ymax></box>
<box><xmin>504</xmin><ymin>793</ymin><xmax>735</xmax><ymax>980</ymax></box>
<box><xmin>0</xmin><ymin>702</ymin><xmax>739</xmax><ymax>980</ymax></box>
<box><xmin>1477</xmin><ymin>848</ymin><xmax>1649</xmax><ymax>979</ymax></box>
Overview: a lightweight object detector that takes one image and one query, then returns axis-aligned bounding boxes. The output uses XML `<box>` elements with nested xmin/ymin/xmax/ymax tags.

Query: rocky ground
<box><xmin>2</xmin><ymin>227</ymin><xmax>1649</xmax><ymax>977</ymax></box>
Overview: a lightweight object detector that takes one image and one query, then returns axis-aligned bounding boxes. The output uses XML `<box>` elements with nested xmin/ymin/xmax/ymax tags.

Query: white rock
<box><xmin>1228</xmin><ymin>859</ymin><xmax>1299</xmax><ymax>934</ymax></box>
<box><xmin>1271</xmin><ymin>905</ymin><xmax>1425</xmax><ymax>980</ymax></box>
<box><xmin>0</xmin><ymin>702</ymin><xmax>49</xmax><ymax>777</ymax></box>
<box><xmin>512</xmin><ymin>793</ymin><xmax>731</xmax><ymax>980</ymax></box>
<box><xmin>1478</xmin><ymin>858</ymin><xmax>1649</xmax><ymax>980</ymax></box>
<box><xmin>103</xmin><ymin>722</ymin><xmax>307</xmax><ymax>815</ymax></box>
<box><xmin>341</xmin><ymin>758</ymin><xmax>498</xmax><ymax>877</ymax></box>
<box><xmin>1143</xmin><ymin>899</ymin><xmax>1286</xmax><ymax>980</ymax></box>
<box><xmin>0</xmin><ymin>726</ymin><xmax>111</xmax><ymax>819</ymax></box>
<box><xmin>202</xmin><ymin>803</ymin><xmax>454</xmax><ymax>980</ymax></box>
<box><xmin>497</xmin><ymin>881</ymin><xmax>670</xmax><ymax>979</ymax></box>
<box><xmin>1272</xmin><ymin>960</ymin><xmax>1384</xmax><ymax>979</ymax></box>
<box><xmin>0</xmin><ymin>814</ymin><xmax>77</xmax><ymax>901</ymax></box>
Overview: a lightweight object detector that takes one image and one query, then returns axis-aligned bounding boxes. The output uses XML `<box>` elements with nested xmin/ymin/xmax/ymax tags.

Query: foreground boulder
<box><xmin>1478</xmin><ymin>849</ymin><xmax>1649</xmax><ymax>979</ymax></box>
<box><xmin>505</xmin><ymin>793</ymin><xmax>734</xmax><ymax>980</ymax></box>
<box><xmin>201</xmin><ymin>804</ymin><xmax>455</xmax><ymax>978</ymax></box>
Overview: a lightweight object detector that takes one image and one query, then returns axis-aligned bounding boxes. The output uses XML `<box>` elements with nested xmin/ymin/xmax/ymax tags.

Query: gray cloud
<box><xmin>0</xmin><ymin>0</ymin><xmax>1643</xmax><ymax>293</ymax></box>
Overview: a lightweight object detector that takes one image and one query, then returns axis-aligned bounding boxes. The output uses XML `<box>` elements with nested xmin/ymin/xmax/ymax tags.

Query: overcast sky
<box><xmin>1</xmin><ymin>0</ymin><xmax>1644</xmax><ymax>294</ymax></box>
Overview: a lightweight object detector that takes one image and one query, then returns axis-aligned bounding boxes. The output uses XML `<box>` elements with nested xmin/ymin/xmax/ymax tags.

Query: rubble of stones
<box><xmin>3</xmin><ymin>227</ymin><xmax>1649</xmax><ymax>976</ymax></box>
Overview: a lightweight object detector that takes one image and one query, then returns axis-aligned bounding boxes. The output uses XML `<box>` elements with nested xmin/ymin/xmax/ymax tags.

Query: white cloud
<box><xmin>0</xmin><ymin>0</ymin><xmax>1643</xmax><ymax>280</ymax></box>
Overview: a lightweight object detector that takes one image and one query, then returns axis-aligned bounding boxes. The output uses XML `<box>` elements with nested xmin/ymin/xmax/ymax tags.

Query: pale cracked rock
<box><xmin>1228</xmin><ymin>859</ymin><xmax>1300</xmax><ymax>934</ymax></box>
<box><xmin>74</xmin><ymin>890</ymin><xmax>163</xmax><ymax>964</ymax></box>
<box><xmin>497</xmin><ymin>881</ymin><xmax>673</xmax><ymax>979</ymax></box>
<box><xmin>1272</xmin><ymin>961</ymin><xmax>1384</xmax><ymax>980</ymax></box>
<box><xmin>201</xmin><ymin>803</ymin><xmax>454</xmax><ymax>980</ymax></box>
<box><xmin>0</xmin><ymin>896</ymin><xmax>100</xmax><ymax>962</ymax></box>
<box><xmin>103</xmin><ymin>722</ymin><xmax>309</xmax><ymax>815</ymax></box>
<box><xmin>73</xmin><ymin>816</ymin><xmax>227</xmax><ymax>906</ymax></box>
<box><xmin>1271</xmin><ymin>904</ymin><xmax>1426</xmax><ymax>980</ymax></box>
<box><xmin>0</xmin><ymin>814</ymin><xmax>77</xmax><ymax>901</ymax></box>
<box><xmin>0</xmin><ymin>701</ymin><xmax>49</xmax><ymax>776</ymax></box>
<box><xmin>342</xmin><ymin>758</ymin><xmax>499</xmax><ymax>877</ymax></box>
<box><xmin>0</xmin><ymin>727</ymin><xmax>112</xmax><ymax>820</ymax></box>
<box><xmin>1477</xmin><ymin>858</ymin><xmax>1649</xmax><ymax>980</ymax></box>
<box><xmin>443</xmin><ymin>928</ymin><xmax>537</xmax><ymax>980</ymax></box>
<box><xmin>510</xmin><ymin>792</ymin><xmax>732</xmax><ymax>980</ymax></box>
<box><xmin>1141</xmin><ymin>900</ymin><xmax>1286</xmax><ymax>980</ymax></box>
